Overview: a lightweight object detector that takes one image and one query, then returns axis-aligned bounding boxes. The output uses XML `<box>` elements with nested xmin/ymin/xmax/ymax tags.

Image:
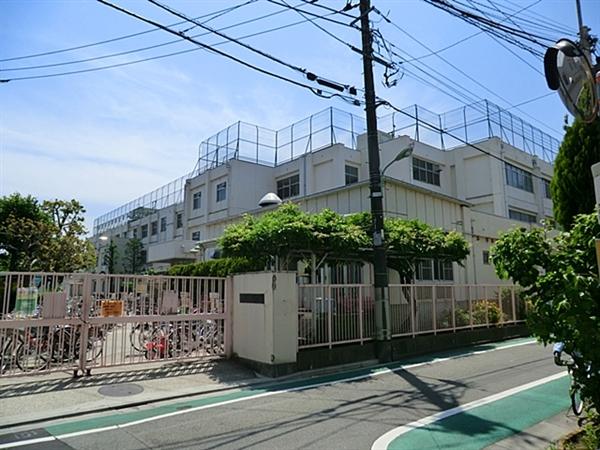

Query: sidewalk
<box><xmin>486</xmin><ymin>409</ymin><xmax>578</xmax><ymax>449</ymax></box>
<box><xmin>0</xmin><ymin>358</ymin><xmax>261</xmax><ymax>429</ymax></box>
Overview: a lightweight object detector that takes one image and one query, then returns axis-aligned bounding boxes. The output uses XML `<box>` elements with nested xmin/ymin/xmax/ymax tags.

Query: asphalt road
<box><xmin>8</xmin><ymin>340</ymin><xmax>567</xmax><ymax>450</ymax></box>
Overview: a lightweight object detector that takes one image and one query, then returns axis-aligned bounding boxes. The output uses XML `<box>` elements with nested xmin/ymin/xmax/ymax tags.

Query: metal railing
<box><xmin>94</xmin><ymin>101</ymin><xmax>559</xmax><ymax>235</ymax></box>
<box><xmin>298</xmin><ymin>284</ymin><xmax>526</xmax><ymax>349</ymax></box>
<box><xmin>0</xmin><ymin>272</ymin><xmax>229</xmax><ymax>377</ymax></box>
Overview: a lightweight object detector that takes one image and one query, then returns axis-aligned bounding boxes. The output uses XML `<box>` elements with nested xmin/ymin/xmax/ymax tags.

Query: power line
<box><xmin>266</xmin><ymin>0</ymin><xmax>359</xmax><ymax>30</ymax></box>
<box><xmin>0</xmin><ymin>0</ymin><xmax>257</xmax><ymax>63</ymax></box>
<box><xmin>0</xmin><ymin>17</ymin><xmax>333</xmax><ymax>82</ymax></box>
<box><xmin>148</xmin><ymin>0</ymin><xmax>307</xmax><ymax>75</ymax></box>
<box><xmin>1</xmin><ymin>1</ymin><xmax>306</xmax><ymax>72</ymax></box>
<box><xmin>373</xmin><ymin>9</ymin><xmax>560</xmax><ymax>138</ymax></box>
<box><xmin>400</xmin><ymin>0</ymin><xmax>541</xmax><ymax>63</ymax></box>
<box><xmin>94</xmin><ymin>0</ymin><xmax>359</xmax><ymax>104</ymax></box>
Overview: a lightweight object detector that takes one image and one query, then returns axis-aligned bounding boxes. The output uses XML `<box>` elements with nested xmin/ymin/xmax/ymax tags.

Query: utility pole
<box><xmin>359</xmin><ymin>0</ymin><xmax>391</xmax><ymax>360</ymax></box>
<box><xmin>574</xmin><ymin>0</ymin><xmax>592</xmax><ymax>61</ymax></box>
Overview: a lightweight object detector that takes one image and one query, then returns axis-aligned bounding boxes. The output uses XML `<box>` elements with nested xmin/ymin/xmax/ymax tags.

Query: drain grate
<box><xmin>98</xmin><ymin>383</ymin><xmax>144</xmax><ymax>397</ymax></box>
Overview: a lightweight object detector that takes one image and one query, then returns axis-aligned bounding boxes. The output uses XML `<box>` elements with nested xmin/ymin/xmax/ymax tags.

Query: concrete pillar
<box><xmin>231</xmin><ymin>272</ymin><xmax>298</xmax><ymax>376</ymax></box>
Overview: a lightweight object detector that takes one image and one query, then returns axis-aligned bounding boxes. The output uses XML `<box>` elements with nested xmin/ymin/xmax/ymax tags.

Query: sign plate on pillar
<box><xmin>240</xmin><ymin>293</ymin><xmax>265</xmax><ymax>304</ymax></box>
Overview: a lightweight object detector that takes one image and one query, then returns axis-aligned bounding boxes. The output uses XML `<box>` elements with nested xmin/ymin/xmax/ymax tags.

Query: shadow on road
<box><xmin>0</xmin><ymin>358</ymin><xmax>255</xmax><ymax>399</ymax></box>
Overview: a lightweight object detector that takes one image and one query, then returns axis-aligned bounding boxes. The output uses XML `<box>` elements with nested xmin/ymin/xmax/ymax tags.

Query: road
<box><xmin>2</xmin><ymin>340</ymin><xmax>569</xmax><ymax>449</ymax></box>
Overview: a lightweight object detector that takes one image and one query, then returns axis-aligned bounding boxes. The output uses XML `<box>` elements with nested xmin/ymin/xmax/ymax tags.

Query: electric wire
<box><xmin>1</xmin><ymin>1</ymin><xmax>307</xmax><ymax>72</ymax></box>
<box><xmin>0</xmin><ymin>0</ymin><xmax>257</xmax><ymax>63</ymax></box>
<box><xmin>148</xmin><ymin>0</ymin><xmax>307</xmax><ymax>75</ymax></box>
<box><xmin>94</xmin><ymin>0</ymin><xmax>360</xmax><ymax>105</ymax></box>
<box><xmin>0</xmin><ymin>8</ymin><xmax>340</xmax><ymax>83</ymax></box>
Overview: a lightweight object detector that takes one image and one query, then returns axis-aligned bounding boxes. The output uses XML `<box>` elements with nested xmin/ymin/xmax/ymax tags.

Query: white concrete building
<box><xmin>93</xmin><ymin>101</ymin><xmax>558</xmax><ymax>283</ymax></box>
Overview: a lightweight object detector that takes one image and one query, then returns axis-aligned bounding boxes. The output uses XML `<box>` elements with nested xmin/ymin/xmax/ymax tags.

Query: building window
<box><xmin>509</xmin><ymin>208</ymin><xmax>537</xmax><ymax>224</ymax></box>
<box><xmin>176</xmin><ymin>213</ymin><xmax>183</xmax><ymax>229</ymax></box>
<box><xmin>132</xmin><ymin>228</ymin><xmax>138</xmax><ymax>239</ymax></box>
<box><xmin>416</xmin><ymin>259</ymin><xmax>453</xmax><ymax>281</ymax></box>
<box><xmin>216</xmin><ymin>182</ymin><xmax>227</xmax><ymax>202</ymax></box>
<box><xmin>505</xmin><ymin>163</ymin><xmax>533</xmax><ymax>192</ymax></box>
<box><xmin>192</xmin><ymin>191</ymin><xmax>202</xmax><ymax>210</ymax></box>
<box><xmin>543</xmin><ymin>179</ymin><xmax>552</xmax><ymax>199</ymax></box>
<box><xmin>141</xmin><ymin>224</ymin><xmax>148</xmax><ymax>238</ymax></box>
<box><xmin>277</xmin><ymin>174</ymin><xmax>300</xmax><ymax>199</ymax></box>
<box><xmin>151</xmin><ymin>221</ymin><xmax>158</xmax><ymax>236</ymax></box>
<box><xmin>160</xmin><ymin>217</ymin><xmax>167</xmax><ymax>232</ymax></box>
<box><xmin>483</xmin><ymin>250</ymin><xmax>490</xmax><ymax>265</ymax></box>
<box><xmin>415</xmin><ymin>259</ymin><xmax>433</xmax><ymax>281</ymax></box>
<box><xmin>412</xmin><ymin>157</ymin><xmax>441</xmax><ymax>186</ymax></box>
<box><xmin>345</xmin><ymin>165</ymin><xmax>359</xmax><ymax>185</ymax></box>
<box><xmin>191</xmin><ymin>231</ymin><xmax>201</xmax><ymax>241</ymax></box>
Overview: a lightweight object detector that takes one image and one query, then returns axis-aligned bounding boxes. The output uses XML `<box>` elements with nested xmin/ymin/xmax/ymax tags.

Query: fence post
<box><xmin>224</xmin><ymin>276</ymin><xmax>234</xmax><ymax>358</ymax></box>
<box><xmin>468</xmin><ymin>285</ymin><xmax>473</xmax><ymax>329</ymax></box>
<box><xmin>77</xmin><ymin>273</ymin><xmax>92</xmax><ymax>377</ymax></box>
<box><xmin>484</xmin><ymin>286</ymin><xmax>490</xmax><ymax>327</ymax></box>
<box><xmin>432</xmin><ymin>286</ymin><xmax>437</xmax><ymax>335</ymax></box>
<box><xmin>327</xmin><ymin>285</ymin><xmax>332</xmax><ymax>349</ymax></box>
<box><xmin>359</xmin><ymin>286</ymin><xmax>364</xmax><ymax>344</ymax></box>
<box><xmin>511</xmin><ymin>285</ymin><xmax>517</xmax><ymax>323</ymax></box>
<box><xmin>451</xmin><ymin>285</ymin><xmax>456</xmax><ymax>331</ymax></box>
<box><xmin>498</xmin><ymin>286</ymin><xmax>503</xmax><ymax>324</ymax></box>
<box><xmin>410</xmin><ymin>285</ymin><xmax>416</xmax><ymax>337</ymax></box>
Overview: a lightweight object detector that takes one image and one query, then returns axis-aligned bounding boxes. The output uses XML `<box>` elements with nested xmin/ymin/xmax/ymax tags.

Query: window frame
<box><xmin>276</xmin><ymin>174</ymin><xmax>300</xmax><ymax>200</ymax></box>
<box><xmin>505</xmin><ymin>162</ymin><xmax>534</xmax><ymax>193</ymax></box>
<box><xmin>412</xmin><ymin>157</ymin><xmax>441</xmax><ymax>186</ymax></box>
<box><xmin>141</xmin><ymin>224</ymin><xmax>148</xmax><ymax>239</ymax></box>
<box><xmin>160</xmin><ymin>217</ymin><xmax>167</xmax><ymax>232</ymax></box>
<box><xmin>543</xmin><ymin>179</ymin><xmax>552</xmax><ymax>199</ymax></box>
<box><xmin>151</xmin><ymin>221</ymin><xmax>158</xmax><ymax>236</ymax></box>
<box><xmin>176</xmin><ymin>213</ymin><xmax>183</xmax><ymax>229</ymax></box>
<box><xmin>508</xmin><ymin>208</ymin><xmax>537</xmax><ymax>224</ymax></box>
<box><xmin>216</xmin><ymin>182</ymin><xmax>227</xmax><ymax>202</ymax></box>
<box><xmin>345</xmin><ymin>165</ymin><xmax>359</xmax><ymax>185</ymax></box>
<box><xmin>191</xmin><ymin>231</ymin><xmax>201</xmax><ymax>241</ymax></box>
<box><xmin>192</xmin><ymin>191</ymin><xmax>202</xmax><ymax>210</ymax></box>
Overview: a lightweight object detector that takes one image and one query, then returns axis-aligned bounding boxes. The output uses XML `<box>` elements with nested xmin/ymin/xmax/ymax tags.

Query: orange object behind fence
<box><xmin>100</xmin><ymin>300</ymin><xmax>124</xmax><ymax>317</ymax></box>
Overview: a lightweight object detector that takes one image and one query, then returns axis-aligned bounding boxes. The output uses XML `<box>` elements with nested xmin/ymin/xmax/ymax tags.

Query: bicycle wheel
<box><xmin>571</xmin><ymin>386</ymin><xmax>584</xmax><ymax>416</ymax></box>
<box><xmin>130</xmin><ymin>323</ymin><xmax>152</xmax><ymax>353</ymax></box>
<box><xmin>15</xmin><ymin>340</ymin><xmax>51</xmax><ymax>372</ymax></box>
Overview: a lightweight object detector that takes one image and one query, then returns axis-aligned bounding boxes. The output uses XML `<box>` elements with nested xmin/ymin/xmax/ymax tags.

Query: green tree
<box><xmin>219</xmin><ymin>203</ymin><xmax>469</xmax><ymax>278</ymax></box>
<box><xmin>103</xmin><ymin>240</ymin><xmax>119</xmax><ymax>274</ymax></box>
<box><xmin>551</xmin><ymin>118</ymin><xmax>600</xmax><ymax>229</ymax></box>
<box><xmin>40</xmin><ymin>199</ymin><xmax>96</xmax><ymax>272</ymax></box>
<box><xmin>124</xmin><ymin>238</ymin><xmax>145</xmax><ymax>274</ymax></box>
<box><xmin>491</xmin><ymin>213</ymin><xmax>600</xmax><ymax>411</ymax></box>
<box><xmin>0</xmin><ymin>194</ymin><xmax>96</xmax><ymax>272</ymax></box>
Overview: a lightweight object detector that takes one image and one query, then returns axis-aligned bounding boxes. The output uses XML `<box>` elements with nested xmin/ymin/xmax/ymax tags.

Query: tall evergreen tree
<box><xmin>551</xmin><ymin>118</ymin><xmax>600</xmax><ymax>229</ymax></box>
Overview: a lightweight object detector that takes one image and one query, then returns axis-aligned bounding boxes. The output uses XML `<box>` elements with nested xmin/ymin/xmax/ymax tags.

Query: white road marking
<box><xmin>370</xmin><ymin>371</ymin><xmax>568</xmax><ymax>450</ymax></box>
<box><xmin>0</xmin><ymin>338</ymin><xmax>538</xmax><ymax>448</ymax></box>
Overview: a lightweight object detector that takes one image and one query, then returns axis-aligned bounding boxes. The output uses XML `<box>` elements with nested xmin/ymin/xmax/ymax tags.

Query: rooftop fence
<box><xmin>94</xmin><ymin>101</ymin><xmax>561</xmax><ymax>235</ymax></box>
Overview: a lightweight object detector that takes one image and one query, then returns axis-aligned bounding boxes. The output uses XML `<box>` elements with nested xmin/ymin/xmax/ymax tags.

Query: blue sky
<box><xmin>1</xmin><ymin>0</ymin><xmax>598</xmax><ymax>232</ymax></box>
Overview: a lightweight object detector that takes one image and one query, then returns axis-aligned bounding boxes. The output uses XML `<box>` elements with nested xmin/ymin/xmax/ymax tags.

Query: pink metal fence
<box><xmin>298</xmin><ymin>284</ymin><xmax>525</xmax><ymax>349</ymax></box>
<box><xmin>0</xmin><ymin>272</ymin><xmax>229</xmax><ymax>377</ymax></box>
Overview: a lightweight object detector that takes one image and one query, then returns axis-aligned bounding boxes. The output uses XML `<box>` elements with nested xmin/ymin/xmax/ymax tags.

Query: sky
<box><xmin>1</xmin><ymin>0</ymin><xmax>599</xmax><ymax>233</ymax></box>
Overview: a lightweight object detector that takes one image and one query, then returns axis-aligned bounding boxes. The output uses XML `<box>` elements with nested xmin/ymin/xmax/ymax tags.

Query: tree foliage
<box><xmin>219</xmin><ymin>203</ymin><xmax>469</xmax><ymax>277</ymax></box>
<box><xmin>0</xmin><ymin>194</ymin><xmax>95</xmax><ymax>272</ymax></box>
<box><xmin>491</xmin><ymin>213</ymin><xmax>600</xmax><ymax>411</ymax></box>
<box><xmin>551</xmin><ymin>118</ymin><xmax>600</xmax><ymax>229</ymax></box>
<box><xmin>168</xmin><ymin>257</ymin><xmax>265</xmax><ymax>277</ymax></box>
<box><xmin>124</xmin><ymin>238</ymin><xmax>145</xmax><ymax>274</ymax></box>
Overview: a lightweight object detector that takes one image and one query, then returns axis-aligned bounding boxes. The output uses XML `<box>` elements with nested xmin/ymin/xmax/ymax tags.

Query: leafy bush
<box><xmin>491</xmin><ymin>212</ymin><xmax>600</xmax><ymax>412</ymax></box>
<box><xmin>168</xmin><ymin>257</ymin><xmax>266</xmax><ymax>277</ymax></box>
<box><xmin>472</xmin><ymin>300</ymin><xmax>502</xmax><ymax>324</ymax></box>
